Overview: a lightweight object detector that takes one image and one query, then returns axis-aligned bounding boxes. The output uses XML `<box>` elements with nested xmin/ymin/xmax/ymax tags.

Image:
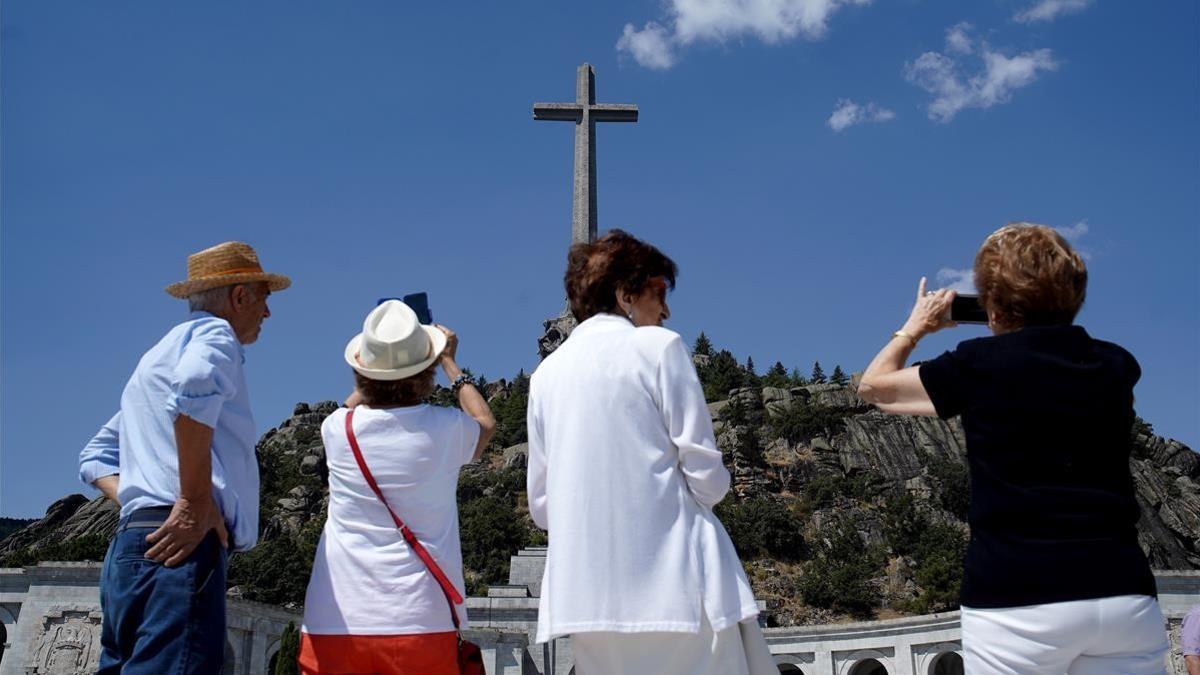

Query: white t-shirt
<box><xmin>302</xmin><ymin>404</ymin><xmax>480</xmax><ymax>635</ymax></box>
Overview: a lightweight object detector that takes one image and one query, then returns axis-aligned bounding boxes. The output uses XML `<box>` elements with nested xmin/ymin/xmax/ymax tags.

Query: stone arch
<box><xmin>221</xmin><ymin>639</ymin><xmax>237</xmax><ymax>675</ymax></box>
<box><xmin>777</xmin><ymin>664</ymin><xmax>805</xmax><ymax>673</ymax></box>
<box><xmin>265</xmin><ymin>637</ymin><xmax>282</xmax><ymax>672</ymax></box>
<box><xmin>848</xmin><ymin>658</ymin><xmax>888</xmax><ymax>675</ymax></box>
<box><xmin>928</xmin><ymin>651</ymin><xmax>963</xmax><ymax>675</ymax></box>
<box><xmin>0</xmin><ymin>605</ymin><xmax>14</xmax><ymax>666</ymax></box>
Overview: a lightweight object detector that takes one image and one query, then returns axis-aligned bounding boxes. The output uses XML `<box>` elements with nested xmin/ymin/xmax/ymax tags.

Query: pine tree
<box><xmin>745</xmin><ymin>356</ymin><xmax>757</xmax><ymax>376</ymax></box>
<box><xmin>790</xmin><ymin>367</ymin><xmax>808</xmax><ymax>387</ymax></box>
<box><xmin>273</xmin><ymin>621</ymin><xmax>299</xmax><ymax>675</ymax></box>
<box><xmin>811</xmin><ymin>361</ymin><xmax>827</xmax><ymax>384</ymax></box>
<box><xmin>700</xmin><ymin>350</ymin><xmax>744</xmax><ymax>401</ymax></box>
<box><xmin>764</xmin><ymin>361</ymin><xmax>790</xmax><ymax>388</ymax></box>
<box><xmin>830</xmin><ymin>365</ymin><xmax>849</xmax><ymax>386</ymax></box>
<box><xmin>693</xmin><ymin>332</ymin><xmax>713</xmax><ymax>356</ymax></box>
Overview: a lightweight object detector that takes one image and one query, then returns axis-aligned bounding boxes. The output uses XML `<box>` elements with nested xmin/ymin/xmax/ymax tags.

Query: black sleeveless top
<box><xmin>919</xmin><ymin>325</ymin><xmax>1157</xmax><ymax>608</ymax></box>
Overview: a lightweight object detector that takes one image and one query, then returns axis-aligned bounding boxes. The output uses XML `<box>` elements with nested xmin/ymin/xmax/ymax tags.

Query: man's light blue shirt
<box><xmin>79</xmin><ymin>311</ymin><xmax>261</xmax><ymax>551</ymax></box>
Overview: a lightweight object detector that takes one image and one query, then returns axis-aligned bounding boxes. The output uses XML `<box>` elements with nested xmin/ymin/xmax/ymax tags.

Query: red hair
<box><xmin>564</xmin><ymin>230</ymin><xmax>678</xmax><ymax>322</ymax></box>
<box><xmin>974</xmin><ymin>223</ymin><xmax>1087</xmax><ymax>328</ymax></box>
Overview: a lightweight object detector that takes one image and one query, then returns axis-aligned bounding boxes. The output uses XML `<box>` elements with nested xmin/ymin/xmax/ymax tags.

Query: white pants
<box><xmin>961</xmin><ymin>595</ymin><xmax>1169</xmax><ymax>675</ymax></box>
<box><xmin>572</xmin><ymin>616</ymin><xmax>775</xmax><ymax>675</ymax></box>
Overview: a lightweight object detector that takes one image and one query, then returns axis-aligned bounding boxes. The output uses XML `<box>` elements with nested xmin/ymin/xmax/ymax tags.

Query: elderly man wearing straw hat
<box><xmin>79</xmin><ymin>241</ymin><xmax>289</xmax><ymax>674</ymax></box>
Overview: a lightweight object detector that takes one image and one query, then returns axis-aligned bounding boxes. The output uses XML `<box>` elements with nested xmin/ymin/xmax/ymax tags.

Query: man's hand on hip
<box><xmin>147</xmin><ymin>413</ymin><xmax>228</xmax><ymax>566</ymax></box>
<box><xmin>145</xmin><ymin>497</ymin><xmax>228</xmax><ymax>566</ymax></box>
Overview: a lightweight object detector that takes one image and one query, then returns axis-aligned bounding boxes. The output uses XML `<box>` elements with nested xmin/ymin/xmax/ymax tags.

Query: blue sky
<box><xmin>3</xmin><ymin>1</ymin><xmax>1197</xmax><ymax>517</ymax></box>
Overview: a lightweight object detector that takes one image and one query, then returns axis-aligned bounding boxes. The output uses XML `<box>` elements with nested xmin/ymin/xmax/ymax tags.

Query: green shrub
<box><xmin>882</xmin><ymin>492</ymin><xmax>925</xmax><ymax>557</ymax></box>
<box><xmin>798</xmin><ymin>517</ymin><xmax>884</xmax><ymax>617</ymax></box>
<box><xmin>459</xmin><ymin>496</ymin><xmax>528</xmax><ymax>590</ymax></box>
<box><xmin>801</xmin><ymin>473</ymin><xmax>870</xmax><ymax>511</ymax></box>
<box><xmin>770</xmin><ymin>401</ymin><xmax>848</xmax><ymax>446</ymax></box>
<box><xmin>714</xmin><ymin>496</ymin><xmax>807</xmax><ymax>561</ymax></box>
<box><xmin>227</xmin><ymin>516</ymin><xmax>323</xmax><ymax>605</ymax></box>
<box><xmin>882</xmin><ymin>495</ymin><xmax>967</xmax><ymax>613</ymax></box>
<box><xmin>0</xmin><ymin>533</ymin><xmax>111</xmax><ymax>567</ymax></box>
<box><xmin>927</xmin><ymin>455</ymin><xmax>970</xmax><ymax>520</ymax></box>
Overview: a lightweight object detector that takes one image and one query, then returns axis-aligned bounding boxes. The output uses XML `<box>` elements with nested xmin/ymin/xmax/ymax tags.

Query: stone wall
<box><xmin>0</xmin><ymin>560</ymin><xmax>1194</xmax><ymax>675</ymax></box>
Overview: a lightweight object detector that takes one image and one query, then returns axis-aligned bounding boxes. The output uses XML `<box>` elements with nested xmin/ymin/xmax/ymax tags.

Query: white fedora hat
<box><xmin>344</xmin><ymin>300</ymin><xmax>447</xmax><ymax>381</ymax></box>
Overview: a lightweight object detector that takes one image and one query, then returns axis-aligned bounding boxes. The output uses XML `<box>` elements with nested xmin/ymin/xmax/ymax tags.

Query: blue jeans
<box><xmin>98</xmin><ymin>509</ymin><xmax>228</xmax><ymax>674</ymax></box>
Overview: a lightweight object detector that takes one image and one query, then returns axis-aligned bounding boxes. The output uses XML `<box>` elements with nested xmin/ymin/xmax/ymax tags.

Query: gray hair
<box><xmin>188</xmin><ymin>283</ymin><xmax>264</xmax><ymax>314</ymax></box>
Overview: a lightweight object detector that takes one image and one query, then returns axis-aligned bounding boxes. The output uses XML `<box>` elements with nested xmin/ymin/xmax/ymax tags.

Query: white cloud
<box><xmin>1055</xmin><ymin>219</ymin><xmax>1089</xmax><ymax>243</ymax></box>
<box><xmin>904</xmin><ymin>31</ymin><xmax>1058</xmax><ymax>123</ymax></box>
<box><xmin>1054</xmin><ymin>219</ymin><xmax>1094</xmax><ymax>259</ymax></box>
<box><xmin>937</xmin><ymin>268</ymin><xmax>976</xmax><ymax>293</ymax></box>
<box><xmin>672</xmin><ymin>0</ymin><xmax>871</xmax><ymax>44</ymax></box>
<box><xmin>617</xmin><ymin>0</ymin><xmax>872</xmax><ymax>69</ymax></box>
<box><xmin>945</xmin><ymin>21</ymin><xmax>973</xmax><ymax>55</ymax></box>
<box><xmin>617</xmin><ymin>22</ymin><xmax>677</xmax><ymax>70</ymax></box>
<box><xmin>827</xmin><ymin>99</ymin><xmax>895</xmax><ymax>132</ymax></box>
<box><xmin>1014</xmin><ymin>0</ymin><xmax>1092</xmax><ymax>24</ymax></box>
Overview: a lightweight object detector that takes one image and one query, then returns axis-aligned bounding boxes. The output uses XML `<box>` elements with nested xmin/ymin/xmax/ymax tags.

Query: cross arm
<box><xmin>533</xmin><ymin>103</ymin><xmax>583</xmax><ymax>121</ymax></box>
<box><xmin>590</xmin><ymin>104</ymin><xmax>638</xmax><ymax>122</ymax></box>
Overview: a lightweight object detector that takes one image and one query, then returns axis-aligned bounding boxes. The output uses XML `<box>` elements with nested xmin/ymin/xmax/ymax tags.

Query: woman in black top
<box><xmin>858</xmin><ymin>223</ymin><xmax>1168</xmax><ymax>674</ymax></box>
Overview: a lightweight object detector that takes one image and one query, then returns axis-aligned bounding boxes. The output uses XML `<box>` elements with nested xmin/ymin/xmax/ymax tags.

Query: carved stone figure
<box><xmin>25</xmin><ymin>607</ymin><xmax>101</xmax><ymax>675</ymax></box>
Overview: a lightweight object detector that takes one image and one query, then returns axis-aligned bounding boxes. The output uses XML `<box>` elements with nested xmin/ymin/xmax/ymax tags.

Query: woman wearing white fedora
<box><xmin>527</xmin><ymin>230</ymin><xmax>776</xmax><ymax>675</ymax></box>
<box><xmin>298</xmin><ymin>300</ymin><xmax>495</xmax><ymax>675</ymax></box>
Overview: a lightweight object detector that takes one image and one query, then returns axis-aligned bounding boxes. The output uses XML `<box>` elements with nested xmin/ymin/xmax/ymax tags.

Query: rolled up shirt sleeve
<box><xmin>165</xmin><ymin>326</ymin><xmax>241</xmax><ymax>429</ymax></box>
<box><xmin>455</xmin><ymin>410</ymin><xmax>483</xmax><ymax>466</ymax></box>
<box><xmin>79</xmin><ymin>411</ymin><xmax>122</xmax><ymax>486</ymax></box>
<box><xmin>658</xmin><ymin>335</ymin><xmax>730</xmax><ymax>507</ymax></box>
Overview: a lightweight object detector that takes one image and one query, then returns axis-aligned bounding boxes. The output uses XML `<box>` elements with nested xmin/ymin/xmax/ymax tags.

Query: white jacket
<box><xmin>526</xmin><ymin>313</ymin><xmax>759</xmax><ymax>642</ymax></box>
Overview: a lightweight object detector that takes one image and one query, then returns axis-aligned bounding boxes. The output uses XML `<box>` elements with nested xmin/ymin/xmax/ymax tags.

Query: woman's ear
<box><xmin>614</xmin><ymin>288</ymin><xmax>633</xmax><ymax>315</ymax></box>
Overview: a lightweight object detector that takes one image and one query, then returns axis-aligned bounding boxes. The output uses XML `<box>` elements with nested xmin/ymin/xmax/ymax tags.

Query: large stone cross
<box><xmin>533</xmin><ymin>63</ymin><xmax>638</xmax><ymax>244</ymax></box>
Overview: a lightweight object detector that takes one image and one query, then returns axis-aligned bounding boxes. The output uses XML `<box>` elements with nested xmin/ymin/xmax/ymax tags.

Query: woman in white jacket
<box><xmin>526</xmin><ymin>230</ymin><xmax>775</xmax><ymax>675</ymax></box>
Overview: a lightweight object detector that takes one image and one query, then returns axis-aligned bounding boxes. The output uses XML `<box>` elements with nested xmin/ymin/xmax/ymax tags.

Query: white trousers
<box><xmin>572</xmin><ymin>616</ymin><xmax>776</xmax><ymax>675</ymax></box>
<box><xmin>961</xmin><ymin>595</ymin><xmax>1169</xmax><ymax>675</ymax></box>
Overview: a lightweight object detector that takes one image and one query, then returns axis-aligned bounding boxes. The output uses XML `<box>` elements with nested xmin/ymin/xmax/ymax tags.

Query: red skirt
<box><xmin>298</xmin><ymin>631</ymin><xmax>459</xmax><ymax>675</ymax></box>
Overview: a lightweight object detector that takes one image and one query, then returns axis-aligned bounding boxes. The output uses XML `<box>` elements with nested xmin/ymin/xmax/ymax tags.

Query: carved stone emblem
<box><xmin>24</xmin><ymin>606</ymin><xmax>102</xmax><ymax>675</ymax></box>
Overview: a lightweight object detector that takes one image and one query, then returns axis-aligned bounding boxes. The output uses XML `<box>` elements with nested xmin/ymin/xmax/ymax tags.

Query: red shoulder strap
<box><xmin>344</xmin><ymin>408</ymin><xmax>464</xmax><ymax>628</ymax></box>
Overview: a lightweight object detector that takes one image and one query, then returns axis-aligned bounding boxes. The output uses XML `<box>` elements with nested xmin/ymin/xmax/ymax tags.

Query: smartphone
<box><xmin>403</xmin><ymin>292</ymin><xmax>433</xmax><ymax>324</ymax></box>
<box><xmin>950</xmin><ymin>294</ymin><xmax>988</xmax><ymax>325</ymax></box>
<box><xmin>376</xmin><ymin>293</ymin><xmax>434</xmax><ymax>324</ymax></box>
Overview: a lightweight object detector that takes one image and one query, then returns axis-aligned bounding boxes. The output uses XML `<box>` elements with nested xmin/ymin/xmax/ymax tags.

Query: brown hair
<box><xmin>564</xmin><ymin>229</ymin><xmax>678</xmax><ymax>322</ymax></box>
<box><xmin>973</xmin><ymin>222</ymin><xmax>1087</xmax><ymax>329</ymax></box>
<box><xmin>353</xmin><ymin>367</ymin><xmax>436</xmax><ymax>407</ymax></box>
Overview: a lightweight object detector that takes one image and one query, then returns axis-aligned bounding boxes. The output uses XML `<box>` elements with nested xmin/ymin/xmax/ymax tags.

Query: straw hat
<box><xmin>345</xmin><ymin>300</ymin><xmax>447</xmax><ymax>381</ymax></box>
<box><xmin>165</xmin><ymin>241</ymin><xmax>291</xmax><ymax>299</ymax></box>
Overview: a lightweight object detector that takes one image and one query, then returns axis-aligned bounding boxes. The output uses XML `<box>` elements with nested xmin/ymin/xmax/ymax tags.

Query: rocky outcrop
<box><xmin>838</xmin><ymin>412</ymin><xmax>966</xmax><ymax>482</ymax></box>
<box><xmin>797</xmin><ymin>383</ymin><xmax>871</xmax><ymax>412</ymax></box>
<box><xmin>0</xmin><ymin>494</ymin><xmax>118</xmax><ymax>559</ymax></box>
<box><xmin>537</xmin><ymin>310</ymin><xmax>577</xmax><ymax>360</ymax></box>
<box><xmin>502</xmin><ymin>443</ymin><xmax>529</xmax><ymax>470</ymax></box>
